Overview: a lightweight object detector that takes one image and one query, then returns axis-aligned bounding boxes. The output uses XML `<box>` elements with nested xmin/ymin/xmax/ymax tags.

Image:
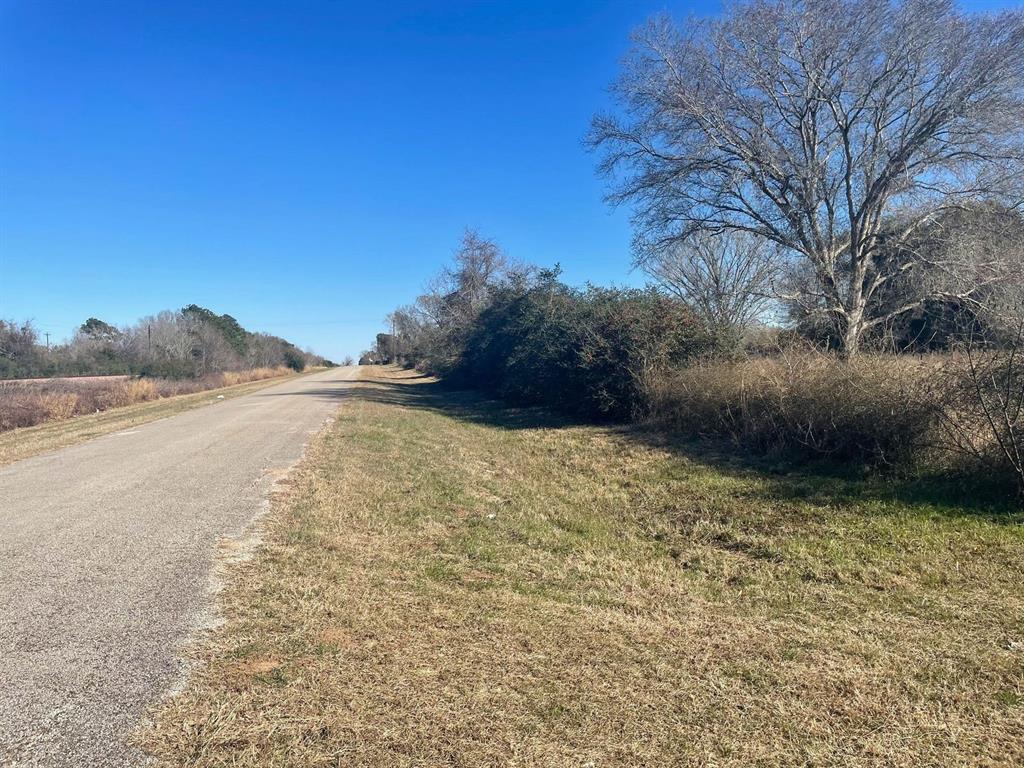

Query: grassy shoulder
<box><xmin>0</xmin><ymin>372</ymin><xmax>301</xmax><ymax>467</ymax></box>
<box><xmin>141</xmin><ymin>367</ymin><xmax>1024</xmax><ymax>767</ymax></box>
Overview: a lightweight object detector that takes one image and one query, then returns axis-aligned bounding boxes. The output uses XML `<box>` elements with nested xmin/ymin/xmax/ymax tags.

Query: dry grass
<box><xmin>0</xmin><ymin>372</ymin><xmax>296</xmax><ymax>467</ymax></box>
<box><xmin>646</xmin><ymin>351</ymin><xmax>943</xmax><ymax>467</ymax></box>
<box><xmin>141</xmin><ymin>366</ymin><xmax>1024</xmax><ymax>767</ymax></box>
<box><xmin>0</xmin><ymin>367</ymin><xmax>293</xmax><ymax>433</ymax></box>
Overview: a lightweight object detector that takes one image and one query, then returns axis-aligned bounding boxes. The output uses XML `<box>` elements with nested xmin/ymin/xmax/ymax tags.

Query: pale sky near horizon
<box><xmin>1</xmin><ymin>0</ymin><xmax>1016</xmax><ymax>359</ymax></box>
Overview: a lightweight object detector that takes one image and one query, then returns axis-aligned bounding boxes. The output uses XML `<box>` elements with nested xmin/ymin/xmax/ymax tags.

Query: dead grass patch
<box><xmin>140</xmin><ymin>366</ymin><xmax>1024</xmax><ymax>767</ymax></box>
<box><xmin>230</xmin><ymin>657</ymin><xmax>282</xmax><ymax>677</ymax></box>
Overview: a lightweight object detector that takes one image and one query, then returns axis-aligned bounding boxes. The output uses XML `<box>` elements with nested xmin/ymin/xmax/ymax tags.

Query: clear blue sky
<box><xmin>0</xmin><ymin>0</ymin><xmax>1011</xmax><ymax>360</ymax></box>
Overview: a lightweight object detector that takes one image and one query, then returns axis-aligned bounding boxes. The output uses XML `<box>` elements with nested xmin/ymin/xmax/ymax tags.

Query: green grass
<box><xmin>141</xmin><ymin>367</ymin><xmax>1024</xmax><ymax>767</ymax></box>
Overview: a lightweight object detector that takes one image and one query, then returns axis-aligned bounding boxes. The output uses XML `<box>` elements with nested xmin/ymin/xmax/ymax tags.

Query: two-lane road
<box><xmin>0</xmin><ymin>366</ymin><xmax>359</xmax><ymax>766</ymax></box>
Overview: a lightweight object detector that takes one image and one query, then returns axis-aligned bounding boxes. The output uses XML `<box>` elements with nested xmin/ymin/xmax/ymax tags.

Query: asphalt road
<box><xmin>0</xmin><ymin>366</ymin><xmax>359</xmax><ymax>766</ymax></box>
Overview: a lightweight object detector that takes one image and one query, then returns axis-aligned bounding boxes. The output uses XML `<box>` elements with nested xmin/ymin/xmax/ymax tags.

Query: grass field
<box><xmin>0</xmin><ymin>372</ymin><xmax>298</xmax><ymax>467</ymax></box>
<box><xmin>141</xmin><ymin>367</ymin><xmax>1024</xmax><ymax>767</ymax></box>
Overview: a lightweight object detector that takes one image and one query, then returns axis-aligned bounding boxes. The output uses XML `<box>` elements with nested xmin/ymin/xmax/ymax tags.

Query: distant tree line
<box><xmin>0</xmin><ymin>305</ymin><xmax>331</xmax><ymax>379</ymax></box>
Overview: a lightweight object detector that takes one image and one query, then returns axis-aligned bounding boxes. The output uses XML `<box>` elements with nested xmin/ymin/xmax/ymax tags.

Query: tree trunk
<box><xmin>840</xmin><ymin>311</ymin><xmax>864</xmax><ymax>360</ymax></box>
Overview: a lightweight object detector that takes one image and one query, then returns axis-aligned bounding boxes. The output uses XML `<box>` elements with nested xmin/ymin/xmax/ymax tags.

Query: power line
<box><xmin>256</xmin><ymin>319</ymin><xmax>380</xmax><ymax>327</ymax></box>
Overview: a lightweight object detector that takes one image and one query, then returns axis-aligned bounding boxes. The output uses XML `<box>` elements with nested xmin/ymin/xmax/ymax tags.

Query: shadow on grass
<box><xmin>623</xmin><ymin>423</ymin><xmax>1023</xmax><ymax>521</ymax></box>
<box><xmin>353</xmin><ymin>376</ymin><xmax>585</xmax><ymax>431</ymax></box>
<box><xmin>349</xmin><ymin>372</ymin><xmax>1024</xmax><ymax>521</ymax></box>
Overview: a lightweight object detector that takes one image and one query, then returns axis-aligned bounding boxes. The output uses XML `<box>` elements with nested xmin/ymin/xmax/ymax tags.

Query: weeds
<box><xmin>647</xmin><ymin>350</ymin><xmax>941</xmax><ymax>468</ymax></box>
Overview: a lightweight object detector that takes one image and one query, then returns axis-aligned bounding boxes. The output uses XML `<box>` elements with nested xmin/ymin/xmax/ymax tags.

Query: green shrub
<box><xmin>452</xmin><ymin>281</ymin><xmax>714</xmax><ymax>420</ymax></box>
<box><xmin>283</xmin><ymin>347</ymin><xmax>306</xmax><ymax>372</ymax></box>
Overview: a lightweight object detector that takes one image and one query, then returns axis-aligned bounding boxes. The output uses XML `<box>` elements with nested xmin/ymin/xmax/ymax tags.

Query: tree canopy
<box><xmin>591</xmin><ymin>0</ymin><xmax>1024</xmax><ymax>355</ymax></box>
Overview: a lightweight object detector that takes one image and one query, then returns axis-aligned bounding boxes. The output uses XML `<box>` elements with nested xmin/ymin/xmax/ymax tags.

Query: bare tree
<box><xmin>143</xmin><ymin>311</ymin><xmax>193</xmax><ymax>363</ymax></box>
<box><xmin>591</xmin><ymin>0</ymin><xmax>1024</xmax><ymax>356</ymax></box>
<box><xmin>644</xmin><ymin>231</ymin><xmax>779</xmax><ymax>344</ymax></box>
<box><xmin>435</xmin><ymin>230</ymin><xmax>510</xmax><ymax>324</ymax></box>
<box><xmin>0</xmin><ymin>320</ymin><xmax>41</xmax><ymax>377</ymax></box>
<box><xmin>786</xmin><ymin>202</ymin><xmax>1024</xmax><ymax>349</ymax></box>
<box><xmin>942</xmin><ymin>207</ymin><xmax>1024</xmax><ymax>335</ymax></box>
<box><xmin>402</xmin><ymin>230</ymin><xmax>521</xmax><ymax>373</ymax></box>
<box><xmin>386</xmin><ymin>305</ymin><xmax>431</xmax><ymax>365</ymax></box>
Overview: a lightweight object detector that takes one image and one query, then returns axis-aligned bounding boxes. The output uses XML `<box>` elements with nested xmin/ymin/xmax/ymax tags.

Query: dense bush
<box><xmin>451</xmin><ymin>280</ymin><xmax>714</xmax><ymax>420</ymax></box>
<box><xmin>378</xmin><ymin>232</ymin><xmax>1023</xmax><ymax>496</ymax></box>
<box><xmin>645</xmin><ymin>345</ymin><xmax>1024</xmax><ymax>497</ymax></box>
<box><xmin>283</xmin><ymin>347</ymin><xmax>307</xmax><ymax>372</ymax></box>
<box><xmin>382</xmin><ymin>235</ymin><xmax>715</xmax><ymax>420</ymax></box>
<box><xmin>647</xmin><ymin>351</ymin><xmax>942</xmax><ymax>468</ymax></box>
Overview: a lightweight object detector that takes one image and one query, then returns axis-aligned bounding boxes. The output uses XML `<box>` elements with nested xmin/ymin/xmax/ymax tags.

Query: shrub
<box><xmin>936</xmin><ymin>323</ymin><xmax>1024</xmax><ymax>498</ymax></box>
<box><xmin>218</xmin><ymin>367</ymin><xmax>290</xmax><ymax>388</ymax></box>
<box><xmin>121</xmin><ymin>378</ymin><xmax>158</xmax><ymax>403</ymax></box>
<box><xmin>648</xmin><ymin>351</ymin><xmax>942</xmax><ymax>467</ymax></box>
<box><xmin>40</xmin><ymin>392</ymin><xmax>79</xmax><ymax>422</ymax></box>
<box><xmin>454</xmin><ymin>282</ymin><xmax>714</xmax><ymax>420</ymax></box>
<box><xmin>283</xmin><ymin>348</ymin><xmax>306</xmax><ymax>372</ymax></box>
<box><xmin>135</xmin><ymin>359</ymin><xmax>196</xmax><ymax>379</ymax></box>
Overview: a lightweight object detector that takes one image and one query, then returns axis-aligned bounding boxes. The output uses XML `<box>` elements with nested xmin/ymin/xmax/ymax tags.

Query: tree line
<box><xmin>367</xmin><ymin>0</ymin><xmax>1024</xmax><ymax>495</ymax></box>
<box><xmin>373</xmin><ymin>0</ymin><xmax>1024</xmax><ymax>367</ymax></box>
<box><xmin>0</xmin><ymin>305</ymin><xmax>331</xmax><ymax>379</ymax></box>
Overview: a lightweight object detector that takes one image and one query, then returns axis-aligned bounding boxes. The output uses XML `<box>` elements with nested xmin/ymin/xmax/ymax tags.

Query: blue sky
<box><xmin>0</xmin><ymin>0</ymin><xmax>1013</xmax><ymax>360</ymax></box>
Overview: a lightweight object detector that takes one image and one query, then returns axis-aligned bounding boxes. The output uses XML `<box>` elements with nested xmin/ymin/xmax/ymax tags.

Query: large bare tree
<box><xmin>591</xmin><ymin>0</ymin><xmax>1024</xmax><ymax>356</ymax></box>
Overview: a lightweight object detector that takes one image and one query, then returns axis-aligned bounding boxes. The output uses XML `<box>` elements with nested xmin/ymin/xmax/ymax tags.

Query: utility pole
<box><xmin>148</xmin><ymin>324</ymin><xmax>152</xmax><ymax>354</ymax></box>
<box><xmin>44</xmin><ymin>332</ymin><xmax>50</xmax><ymax>351</ymax></box>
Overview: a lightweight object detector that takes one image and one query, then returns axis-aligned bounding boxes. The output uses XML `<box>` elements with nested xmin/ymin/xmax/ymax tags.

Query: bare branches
<box><xmin>386</xmin><ymin>230</ymin><xmax>522</xmax><ymax>373</ymax></box>
<box><xmin>591</xmin><ymin>0</ymin><xmax>1024</xmax><ymax>355</ymax></box>
<box><xmin>937</xmin><ymin>307</ymin><xmax>1024</xmax><ymax>497</ymax></box>
<box><xmin>642</xmin><ymin>231</ymin><xmax>780</xmax><ymax>344</ymax></box>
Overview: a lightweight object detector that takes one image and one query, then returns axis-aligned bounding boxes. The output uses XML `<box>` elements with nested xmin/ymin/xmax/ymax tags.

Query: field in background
<box><xmin>0</xmin><ymin>367</ymin><xmax>294</xmax><ymax>433</ymax></box>
<box><xmin>0</xmin><ymin>370</ymin><xmax>304</xmax><ymax>467</ymax></box>
<box><xmin>141</xmin><ymin>366</ymin><xmax>1024</xmax><ymax>767</ymax></box>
